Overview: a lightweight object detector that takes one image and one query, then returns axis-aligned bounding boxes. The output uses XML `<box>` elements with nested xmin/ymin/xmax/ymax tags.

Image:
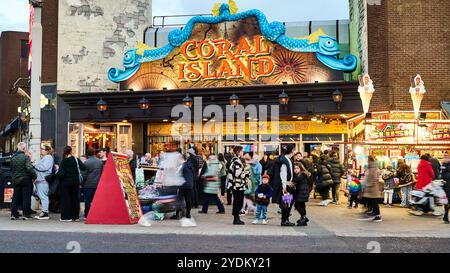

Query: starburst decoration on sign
<box><xmin>272</xmin><ymin>51</ymin><xmax>308</xmax><ymax>84</ymax></box>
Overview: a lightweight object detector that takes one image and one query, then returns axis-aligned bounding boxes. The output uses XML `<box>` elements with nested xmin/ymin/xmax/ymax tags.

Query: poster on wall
<box><xmin>418</xmin><ymin>123</ymin><xmax>450</xmax><ymax>141</ymax></box>
<box><xmin>367</xmin><ymin>122</ymin><xmax>415</xmax><ymax>142</ymax></box>
<box><xmin>109</xmin><ymin>2</ymin><xmax>357</xmax><ymax>90</ymax></box>
<box><xmin>86</xmin><ymin>152</ymin><xmax>142</xmax><ymax>225</ymax></box>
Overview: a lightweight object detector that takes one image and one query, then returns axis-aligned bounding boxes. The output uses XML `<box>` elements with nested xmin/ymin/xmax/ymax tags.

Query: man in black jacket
<box><xmin>441</xmin><ymin>152</ymin><xmax>450</xmax><ymax>224</ymax></box>
<box><xmin>10</xmin><ymin>142</ymin><xmax>37</xmax><ymax>220</ymax></box>
<box><xmin>81</xmin><ymin>148</ymin><xmax>104</xmax><ymax>219</ymax></box>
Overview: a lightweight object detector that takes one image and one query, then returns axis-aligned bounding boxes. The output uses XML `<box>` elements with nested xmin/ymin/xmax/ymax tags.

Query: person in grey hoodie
<box><xmin>81</xmin><ymin>148</ymin><xmax>104</xmax><ymax>218</ymax></box>
<box><xmin>382</xmin><ymin>165</ymin><xmax>396</xmax><ymax>208</ymax></box>
<box><xmin>33</xmin><ymin>146</ymin><xmax>54</xmax><ymax>220</ymax></box>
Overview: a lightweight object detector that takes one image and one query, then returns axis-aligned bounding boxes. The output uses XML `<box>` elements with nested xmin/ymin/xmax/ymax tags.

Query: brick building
<box><xmin>0</xmin><ymin>31</ymin><xmax>29</xmax><ymax>153</ymax></box>
<box><xmin>367</xmin><ymin>0</ymin><xmax>450</xmax><ymax>112</ymax></box>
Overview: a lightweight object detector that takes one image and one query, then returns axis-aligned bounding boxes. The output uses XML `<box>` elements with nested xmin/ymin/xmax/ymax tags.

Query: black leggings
<box><xmin>220</xmin><ymin>176</ymin><xmax>227</xmax><ymax>196</ymax></box>
<box><xmin>367</xmin><ymin>198</ymin><xmax>380</xmax><ymax>216</ymax></box>
<box><xmin>294</xmin><ymin>201</ymin><xmax>306</xmax><ymax>218</ymax></box>
<box><xmin>444</xmin><ymin>205</ymin><xmax>449</xmax><ymax>221</ymax></box>
<box><xmin>281</xmin><ymin>202</ymin><xmax>294</xmax><ymax>222</ymax></box>
<box><xmin>232</xmin><ymin>190</ymin><xmax>244</xmax><ymax>216</ymax></box>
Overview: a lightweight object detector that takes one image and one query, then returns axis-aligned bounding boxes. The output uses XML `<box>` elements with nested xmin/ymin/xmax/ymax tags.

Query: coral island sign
<box><xmin>109</xmin><ymin>1</ymin><xmax>357</xmax><ymax>90</ymax></box>
<box><xmin>178</xmin><ymin>36</ymin><xmax>274</xmax><ymax>82</ymax></box>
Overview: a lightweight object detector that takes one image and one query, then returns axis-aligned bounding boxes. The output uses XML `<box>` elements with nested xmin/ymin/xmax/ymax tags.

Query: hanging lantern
<box><xmin>96</xmin><ymin>98</ymin><xmax>108</xmax><ymax>112</ymax></box>
<box><xmin>138</xmin><ymin>97</ymin><xmax>150</xmax><ymax>110</ymax></box>
<box><xmin>229</xmin><ymin>94</ymin><xmax>240</xmax><ymax>106</ymax></box>
<box><xmin>278</xmin><ymin>91</ymin><xmax>289</xmax><ymax>105</ymax></box>
<box><xmin>182</xmin><ymin>95</ymin><xmax>193</xmax><ymax>108</ymax></box>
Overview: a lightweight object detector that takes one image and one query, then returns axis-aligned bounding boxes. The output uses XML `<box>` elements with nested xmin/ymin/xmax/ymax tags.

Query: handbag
<box><xmin>75</xmin><ymin>157</ymin><xmax>84</xmax><ymax>183</ymax></box>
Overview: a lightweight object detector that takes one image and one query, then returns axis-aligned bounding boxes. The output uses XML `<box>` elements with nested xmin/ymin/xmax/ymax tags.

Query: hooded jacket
<box><xmin>329</xmin><ymin>158</ymin><xmax>345</xmax><ymax>184</ymax></box>
<box><xmin>416</xmin><ymin>159</ymin><xmax>435</xmax><ymax>190</ymax></box>
<box><xmin>316</xmin><ymin>162</ymin><xmax>333</xmax><ymax>190</ymax></box>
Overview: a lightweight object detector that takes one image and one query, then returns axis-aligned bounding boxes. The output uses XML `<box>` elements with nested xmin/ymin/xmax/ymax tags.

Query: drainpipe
<box><xmin>28</xmin><ymin>0</ymin><xmax>43</xmax><ymax>161</ymax></box>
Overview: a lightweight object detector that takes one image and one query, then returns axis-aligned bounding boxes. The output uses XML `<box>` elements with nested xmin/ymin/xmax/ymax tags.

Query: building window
<box><xmin>21</xmin><ymin>40</ymin><xmax>29</xmax><ymax>59</ymax></box>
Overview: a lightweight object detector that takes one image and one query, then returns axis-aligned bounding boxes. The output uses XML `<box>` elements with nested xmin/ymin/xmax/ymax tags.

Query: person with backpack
<box><xmin>329</xmin><ymin>151</ymin><xmax>346</xmax><ymax>205</ymax></box>
<box><xmin>33</xmin><ymin>145</ymin><xmax>54</xmax><ymax>220</ymax></box>
<box><xmin>10</xmin><ymin>142</ymin><xmax>37</xmax><ymax>220</ymax></box>
<box><xmin>56</xmin><ymin>146</ymin><xmax>86</xmax><ymax>222</ymax></box>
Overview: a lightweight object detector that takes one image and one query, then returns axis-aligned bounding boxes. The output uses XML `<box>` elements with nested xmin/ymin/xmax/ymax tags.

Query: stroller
<box><xmin>409</xmin><ymin>180</ymin><xmax>448</xmax><ymax>216</ymax></box>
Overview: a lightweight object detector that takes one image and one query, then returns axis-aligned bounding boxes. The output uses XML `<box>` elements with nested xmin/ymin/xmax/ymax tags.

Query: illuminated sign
<box><xmin>178</xmin><ymin>36</ymin><xmax>274</xmax><ymax>82</ymax></box>
<box><xmin>109</xmin><ymin>3</ymin><xmax>357</xmax><ymax>90</ymax></box>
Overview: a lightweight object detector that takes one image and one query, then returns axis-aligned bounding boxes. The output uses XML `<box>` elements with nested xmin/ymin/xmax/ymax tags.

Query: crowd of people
<box><xmin>4</xmin><ymin>141</ymin><xmax>450</xmax><ymax>226</ymax></box>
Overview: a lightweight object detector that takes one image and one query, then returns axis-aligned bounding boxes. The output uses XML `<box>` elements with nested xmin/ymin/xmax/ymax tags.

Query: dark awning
<box><xmin>1</xmin><ymin>117</ymin><xmax>26</xmax><ymax>137</ymax></box>
<box><xmin>59</xmin><ymin>81</ymin><xmax>362</xmax><ymax>123</ymax></box>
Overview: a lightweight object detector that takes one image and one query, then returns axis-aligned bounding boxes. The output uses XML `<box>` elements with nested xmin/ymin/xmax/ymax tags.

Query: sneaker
<box><xmin>252</xmin><ymin>219</ymin><xmax>260</xmax><ymax>225</ymax></box>
<box><xmin>432</xmin><ymin>210</ymin><xmax>443</xmax><ymax>216</ymax></box>
<box><xmin>388</xmin><ymin>204</ymin><xmax>394</xmax><ymax>208</ymax></box>
<box><xmin>180</xmin><ymin>217</ymin><xmax>197</xmax><ymax>227</ymax></box>
<box><xmin>444</xmin><ymin>218</ymin><xmax>449</xmax><ymax>224</ymax></box>
<box><xmin>35</xmin><ymin>212</ymin><xmax>50</xmax><ymax>220</ymax></box>
<box><xmin>216</xmin><ymin>211</ymin><xmax>225</xmax><ymax>214</ymax></box>
<box><xmin>198</xmin><ymin>210</ymin><xmax>207</xmax><ymax>214</ymax></box>
<box><xmin>372</xmin><ymin>216</ymin><xmax>382</xmax><ymax>222</ymax></box>
<box><xmin>73</xmin><ymin>219</ymin><xmax>80</xmax><ymax>222</ymax></box>
<box><xmin>10</xmin><ymin>216</ymin><xmax>20</xmax><ymax>220</ymax></box>
<box><xmin>59</xmin><ymin>219</ymin><xmax>73</xmax><ymax>222</ymax></box>
<box><xmin>262</xmin><ymin>219</ymin><xmax>267</xmax><ymax>225</ymax></box>
<box><xmin>22</xmin><ymin>215</ymin><xmax>33</xmax><ymax>220</ymax></box>
<box><xmin>347</xmin><ymin>205</ymin><xmax>353</xmax><ymax>209</ymax></box>
<box><xmin>409</xmin><ymin>209</ymin><xmax>424</xmax><ymax>216</ymax></box>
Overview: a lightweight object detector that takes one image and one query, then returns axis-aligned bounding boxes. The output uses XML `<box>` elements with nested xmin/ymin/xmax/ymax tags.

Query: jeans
<box><xmin>35</xmin><ymin>182</ymin><xmax>49</xmax><ymax>213</ymax></box>
<box><xmin>220</xmin><ymin>176</ymin><xmax>227</xmax><ymax>196</ymax></box>
<box><xmin>60</xmin><ymin>180</ymin><xmax>80</xmax><ymax>221</ymax></box>
<box><xmin>400</xmin><ymin>185</ymin><xmax>412</xmax><ymax>207</ymax></box>
<box><xmin>255</xmin><ymin>204</ymin><xmax>268</xmax><ymax>220</ymax></box>
<box><xmin>332</xmin><ymin>183</ymin><xmax>341</xmax><ymax>202</ymax></box>
<box><xmin>201</xmin><ymin>193</ymin><xmax>225</xmax><ymax>213</ymax></box>
<box><xmin>180</xmin><ymin>188</ymin><xmax>193</xmax><ymax>218</ymax></box>
<box><xmin>11</xmin><ymin>179</ymin><xmax>33</xmax><ymax>217</ymax></box>
<box><xmin>319</xmin><ymin>185</ymin><xmax>331</xmax><ymax>201</ymax></box>
<box><xmin>232</xmin><ymin>190</ymin><xmax>244</xmax><ymax>216</ymax></box>
<box><xmin>83</xmin><ymin>188</ymin><xmax>97</xmax><ymax>218</ymax></box>
<box><xmin>384</xmin><ymin>189</ymin><xmax>394</xmax><ymax>205</ymax></box>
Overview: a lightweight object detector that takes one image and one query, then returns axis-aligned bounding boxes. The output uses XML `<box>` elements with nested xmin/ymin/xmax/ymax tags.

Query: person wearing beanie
<box><xmin>252</xmin><ymin>174</ymin><xmax>273</xmax><ymax>225</ymax></box>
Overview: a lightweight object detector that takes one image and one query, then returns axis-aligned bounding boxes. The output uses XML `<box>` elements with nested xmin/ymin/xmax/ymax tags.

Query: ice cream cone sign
<box><xmin>358</xmin><ymin>74</ymin><xmax>375</xmax><ymax>114</ymax></box>
<box><xmin>409</xmin><ymin>74</ymin><xmax>426</xmax><ymax>119</ymax></box>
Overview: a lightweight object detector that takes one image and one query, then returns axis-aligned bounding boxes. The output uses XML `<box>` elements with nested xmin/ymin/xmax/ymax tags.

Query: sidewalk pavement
<box><xmin>0</xmin><ymin>199</ymin><xmax>449</xmax><ymax>238</ymax></box>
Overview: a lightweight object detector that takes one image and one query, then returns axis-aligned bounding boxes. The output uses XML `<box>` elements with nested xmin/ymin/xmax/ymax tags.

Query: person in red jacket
<box><xmin>416</xmin><ymin>155</ymin><xmax>435</xmax><ymax>190</ymax></box>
